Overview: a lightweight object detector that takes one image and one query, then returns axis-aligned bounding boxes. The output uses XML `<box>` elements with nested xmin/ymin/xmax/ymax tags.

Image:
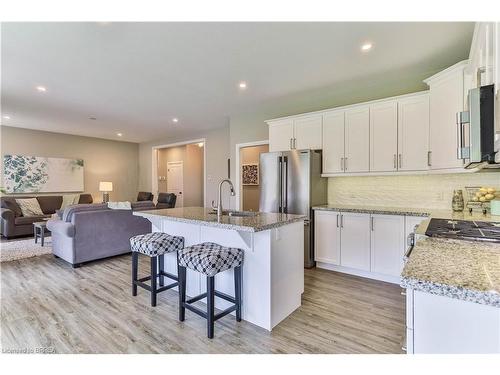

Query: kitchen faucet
<box><xmin>212</xmin><ymin>179</ymin><xmax>235</xmax><ymax>218</ymax></box>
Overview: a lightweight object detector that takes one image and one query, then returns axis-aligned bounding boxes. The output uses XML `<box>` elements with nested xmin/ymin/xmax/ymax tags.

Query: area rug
<box><xmin>0</xmin><ymin>238</ymin><xmax>52</xmax><ymax>262</ymax></box>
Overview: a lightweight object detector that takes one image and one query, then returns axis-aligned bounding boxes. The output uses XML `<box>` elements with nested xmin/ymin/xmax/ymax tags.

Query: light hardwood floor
<box><xmin>1</xmin><ymin>253</ymin><xmax>405</xmax><ymax>354</ymax></box>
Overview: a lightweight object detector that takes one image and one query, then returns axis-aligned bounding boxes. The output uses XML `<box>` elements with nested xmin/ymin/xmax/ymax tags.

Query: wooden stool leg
<box><xmin>150</xmin><ymin>256</ymin><xmax>157</xmax><ymax>307</ymax></box>
<box><xmin>178</xmin><ymin>265</ymin><xmax>187</xmax><ymax>321</ymax></box>
<box><xmin>132</xmin><ymin>252</ymin><xmax>138</xmax><ymax>296</ymax></box>
<box><xmin>234</xmin><ymin>266</ymin><xmax>242</xmax><ymax>322</ymax></box>
<box><xmin>159</xmin><ymin>254</ymin><xmax>165</xmax><ymax>287</ymax></box>
<box><xmin>207</xmin><ymin>276</ymin><xmax>215</xmax><ymax>339</ymax></box>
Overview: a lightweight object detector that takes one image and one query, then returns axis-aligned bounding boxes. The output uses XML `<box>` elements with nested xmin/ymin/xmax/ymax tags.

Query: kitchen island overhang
<box><xmin>133</xmin><ymin>207</ymin><xmax>306</xmax><ymax>331</ymax></box>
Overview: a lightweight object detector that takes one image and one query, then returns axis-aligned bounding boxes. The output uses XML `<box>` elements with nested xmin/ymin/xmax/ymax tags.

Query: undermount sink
<box><xmin>209</xmin><ymin>210</ymin><xmax>259</xmax><ymax>217</ymax></box>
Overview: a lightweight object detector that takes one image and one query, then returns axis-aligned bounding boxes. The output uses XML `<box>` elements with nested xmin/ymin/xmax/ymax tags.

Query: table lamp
<box><xmin>99</xmin><ymin>181</ymin><xmax>113</xmax><ymax>203</ymax></box>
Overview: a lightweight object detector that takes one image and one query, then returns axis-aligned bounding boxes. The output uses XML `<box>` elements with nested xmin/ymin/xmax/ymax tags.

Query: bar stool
<box><xmin>130</xmin><ymin>232</ymin><xmax>184</xmax><ymax>306</ymax></box>
<box><xmin>177</xmin><ymin>242</ymin><xmax>244</xmax><ymax>339</ymax></box>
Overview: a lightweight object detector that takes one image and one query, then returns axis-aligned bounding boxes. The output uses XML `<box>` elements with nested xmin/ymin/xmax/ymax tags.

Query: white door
<box><xmin>314</xmin><ymin>210</ymin><xmax>341</xmax><ymax>265</ymax></box>
<box><xmin>428</xmin><ymin>69</ymin><xmax>465</xmax><ymax>169</ymax></box>
<box><xmin>345</xmin><ymin>106</ymin><xmax>370</xmax><ymax>172</ymax></box>
<box><xmin>268</xmin><ymin>119</ymin><xmax>294</xmax><ymax>152</ymax></box>
<box><xmin>370</xmin><ymin>101</ymin><xmax>398</xmax><ymax>172</ymax></box>
<box><xmin>294</xmin><ymin>115</ymin><xmax>322</xmax><ymax>150</ymax></box>
<box><xmin>398</xmin><ymin>95</ymin><xmax>430</xmax><ymax>171</ymax></box>
<box><xmin>370</xmin><ymin>214</ymin><xmax>406</xmax><ymax>277</ymax></box>
<box><xmin>322</xmin><ymin>110</ymin><xmax>345</xmax><ymax>173</ymax></box>
<box><xmin>167</xmin><ymin>161</ymin><xmax>183</xmax><ymax>207</ymax></box>
<box><xmin>340</xmin><ymin>212</ymin><xmax>371</xmax><ymax>271</ymax></box>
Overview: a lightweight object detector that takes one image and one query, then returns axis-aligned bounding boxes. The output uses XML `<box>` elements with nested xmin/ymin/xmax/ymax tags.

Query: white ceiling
<box><xmin>1</xmin><ymin>22</ymin><xmax>474</xmax><ymax>143</ymax></box>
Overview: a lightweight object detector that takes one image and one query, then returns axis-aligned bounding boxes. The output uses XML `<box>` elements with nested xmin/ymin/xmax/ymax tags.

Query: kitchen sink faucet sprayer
<box><xmin>212</xmin><ymin>179</ymin><xmax>235</xmax><ymax>218</ymax></box>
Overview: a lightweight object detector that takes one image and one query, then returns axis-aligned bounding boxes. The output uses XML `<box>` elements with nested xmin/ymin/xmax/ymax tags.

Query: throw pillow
<box><xmin>60</xmin><ymin>194</ymin><xmax>78</xmax><ymax>210</ymax></box>
<box><xmin>15</xmin><ymin>198</ymin><xmax>44</xmax><ymax>217</ymax></box>
<box><xmin>107</xmin><ymin>201</ymin><xmax>132</xmax><ymax>210</ymax></box>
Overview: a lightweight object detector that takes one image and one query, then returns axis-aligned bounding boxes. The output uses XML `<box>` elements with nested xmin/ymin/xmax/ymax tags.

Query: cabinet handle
<box><xmin>401</xmin><ymin>346</ymin><xmax>407</xmax><ymax>352</ymax></box>
<box><xmin>294</xmin><ymin>138</ymin><xmax>297</xmax><ymax>149</ymax></box>
<box><xmin>398</xmin><ymin>154</ymin><xmax>402</xmax><ymax>168</ymax></box>
<box><xmin>340</xmin><ymin>157</ymin><xmax>344</xmax><ymax>171</ymax></box>
<box><xmin>336</xmin><ymin>214</ymin><xmax>339</xmax><ymax>228</ymax></box>
<box><xmin>340</xmin><ymin>214</ymin><xmax>344</xmax><ymax>228</ymax></box>
<box><xmin>371</xmin><ymin>216</ymin><xmax>374</xmax><ymax>231</ymax></box>
<box><xmin>393</xmin><ymin>154</ymin><xmax>397</xmax><ymax>169</ymax></box>
<box><xmin>427</xmin><ymin>151</ymin><xmax>432</xmax><ymax>167</ymax></box>
<box><xmin>401</xmin><ymin>291</ymin><xmax>407</xmax><ymax>296</ymax></box>
<box><xmin>344</xmin><ymin>157</ymin><xmax>348</xmax><ymax>171</ymax></box>
<box><xmin>290</xmin><ymin>138</ymin><xmax>293</xmax><ymax>150</ymax></box>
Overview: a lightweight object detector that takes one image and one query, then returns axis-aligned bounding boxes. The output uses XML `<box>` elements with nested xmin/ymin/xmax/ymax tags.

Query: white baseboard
<box><xmin>316</xmin><ymin>262</ymin><xmax>401</xmax><ymax>285</ymax></box>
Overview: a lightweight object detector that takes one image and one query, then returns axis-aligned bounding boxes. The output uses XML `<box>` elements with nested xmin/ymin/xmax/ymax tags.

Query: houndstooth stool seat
<box><xmin>130</xmin><ymin>232</ymin><xmax>184</xmax><ymax>257</ymax></box>
<box><xmin>130</xmin><ymin>232</ymin><xmax>184</xmax><ymax>307</ymax></box>
<box><xmin>177</xmin><ymin>241</ymin><xmax>244</xmax><ymax>338</ymax></box>
<box><xmin>178</xmin><ymin>242</ymin><xmax>244</xmax><ymax>277</ymax></box>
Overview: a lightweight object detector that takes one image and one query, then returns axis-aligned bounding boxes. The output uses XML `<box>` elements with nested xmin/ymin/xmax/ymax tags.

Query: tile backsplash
<box><xmin>328</xmin><ymin>172</ymin><xmax>500</xmax><ymax>210</ymax></box>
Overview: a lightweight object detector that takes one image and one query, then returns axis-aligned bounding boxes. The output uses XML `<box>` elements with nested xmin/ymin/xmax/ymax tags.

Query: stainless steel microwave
<box><xmin>456</xmin><ymin>84</ymin><xmax>497</xmax><ymax>169</ymax></box>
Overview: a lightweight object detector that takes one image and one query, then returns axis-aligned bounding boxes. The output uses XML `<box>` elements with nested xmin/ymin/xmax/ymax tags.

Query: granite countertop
<box><xmin>401</xmin><ymin>237</ymin><xmax>500</xmax><ymax>307</ymax></box>
<box><xmin>313</xmin><ymin>204</ymin><xmax>500</xmax><ymax>222</ymax></box>
<box><xmin>133</xmin><ymin>207</ymin><xmax>306</xmax><ymax>232</ymax></box>
<box><xmin>312</xmin><ymin>204</ymin><xmax>431</xmax><ymax>217</ymax></box>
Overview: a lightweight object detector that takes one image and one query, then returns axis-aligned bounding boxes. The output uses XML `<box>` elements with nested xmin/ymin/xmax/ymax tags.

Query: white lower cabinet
<box><xmin>339</xmin><ymin>212</ymin><xmax>371</xmax><ymax>271</ymax></box>
<box><xmin>314</xmin><ymin>210</ymin><xmax>424</xmax><ymax>284</ymax></box>
<box><xmin>406</xmin><ymin>290</ymin><xmax>500</xmax><ymax>354</ymax></box>
<box><xmin>314</xmin><ymin>210</ymin><xmax>341</xmax><ymax>265</ymax></box>
<box><xmin>370</xmin><ymin>214</ymin><xmax>405</xmax><ymax>277</ymax></box>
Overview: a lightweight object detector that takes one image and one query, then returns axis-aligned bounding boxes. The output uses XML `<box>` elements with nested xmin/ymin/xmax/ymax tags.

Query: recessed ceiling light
<box><xmin>3</xmin><ymin>115</ymin><xmax>11</xmax><ymax>120</ymax></box>
<box><xmin>361</xmin><ymin>43</ymin><xmax>373</xmax><ymax>52</ymax></box>
<box><xmin>238</xmin><ymin>81</ymin><xmax>247</xmax><ymax>89</ymax></box>
<box><xmin>36</xmin><ymin>86</ymin><xmax>47</xmax><ymax>92</ymax></box>
<box><xmin>89</xmin><ymin>116</ymin><xmax>97</xmax><ymax>120</ymax></box>
<box><xmin>117</xmin><ymin>133</ymin><xmax>123</xmax><ymax>137</ymax></box>
<box><xmin>172</xmin><ymin>118</ymin><xmax>179</xmax><ymax>123</ymax></box>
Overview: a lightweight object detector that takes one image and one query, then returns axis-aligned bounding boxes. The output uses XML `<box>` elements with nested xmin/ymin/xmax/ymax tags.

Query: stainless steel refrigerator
<box><xmin>259</xmin><ymin>149</ymin><xmax>327</xmax><ymax>268</ymax></box>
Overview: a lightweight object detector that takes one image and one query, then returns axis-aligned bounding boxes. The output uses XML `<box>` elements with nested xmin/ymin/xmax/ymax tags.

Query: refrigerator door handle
<box><xmin>282</xmin><ymin>155</ymin><xmax>288</xmax><ymax>213</ymax></box>
<box><xmin>278</xmin><ymin>156</ymin><xmax>283</xmax><ymax>213</ymax></box>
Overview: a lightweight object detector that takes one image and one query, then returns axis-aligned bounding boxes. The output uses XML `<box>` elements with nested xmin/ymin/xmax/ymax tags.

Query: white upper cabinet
<box><xmin>397</xmin><ymin>94</ymin><xmax>430</xmax><ymax>171</ymax></box>
<box><xmin>468</xmin><ymin>22</ymin><xmax>497</xmax><ymax>88</ymax></box>
<box><xmin>268</xmin><ymin>119</ymin><xmax>294</xmax><ymax>152</ymax></box>
<box><xmin>370</xmin><ymin>214</ymin><xmax>406</xmax><ymax>277</ymax></box>
<box><xmin>268</xmin><ymin>115</ymin><xmax>322</xmax><ymax>152</ymax></box>
<box><xmin>294</xmin><ymin>115</ymin><xmax>322</xmax><ymax>150</ymax></box>
<box><xmin>314</xmin><ymin>210</ymin><xmax>341</xmax><ymax>265</ymax></box>
<box><xmin>345</xmin><ymin>106</ymin><xmax>370</xmax><ymax>173</ymax></box>
<box><xmin>370</xmin><ymin>101</ymin><xmax>398</xmax><ymax>172</ymax></box>
<box><xmin>424</xmin><ymin>61</ymin><xmax>468</xmax><ymax>170</ymax></box>
<box><xmin>322</xmin><ymin>110</ymin><xmax>345</xmax><ymax>173</ymax></box>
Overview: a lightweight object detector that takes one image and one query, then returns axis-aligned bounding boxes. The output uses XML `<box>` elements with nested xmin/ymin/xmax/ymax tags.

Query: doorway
<box><xmin>236</xmin><ymin>142</ymin><xmax>269</xmax><ymax>211</ymax></box>
<box><xmin>154</xmin><ymin>141</ymin><xmax>205</xmax><ymax>208</ymax></box>
<box><xmin>167</xmin><ymin>161</ymin><xmax>184</xmax><ymax>207</ymax></box>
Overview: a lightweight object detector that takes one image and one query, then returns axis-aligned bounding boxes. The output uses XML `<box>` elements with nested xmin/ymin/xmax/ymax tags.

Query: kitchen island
<box><xmin>133</xmin><ymin>207</ymin><xmax>306</xmax><ymax>331</ymax></box>
<box><xmin>401</xmin><ymin>236</ymin><xmax>500</xmax><ymax>354</ymax></box>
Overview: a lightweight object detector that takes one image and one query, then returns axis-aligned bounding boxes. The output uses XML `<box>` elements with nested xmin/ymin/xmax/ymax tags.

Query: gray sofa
<box><xmin>0</xmin><ymin>194</ymin><xmax>93</xmax><ymax>238</ymax></box>
<box><xmin>47</xmin><ymin>202</ymin><xmax>153</xmax><ymax>267</ymax></box>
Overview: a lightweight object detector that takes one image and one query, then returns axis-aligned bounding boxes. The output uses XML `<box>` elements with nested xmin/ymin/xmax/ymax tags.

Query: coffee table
<box><xmin>33</xmin><ymin>219</ymin><xmax>50</xmax><ymax>247</ymax></box>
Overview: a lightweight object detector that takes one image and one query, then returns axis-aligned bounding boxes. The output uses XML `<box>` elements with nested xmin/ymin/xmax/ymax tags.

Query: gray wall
<box><xmin>138</xmin><ymin>125</ymin><xmax>230</xmax><ymax>208</ymax></box>
<box><xmin>0</xmin><ymin>126</ymin><xmax>139</xmax><ymax>202</ymax></box>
